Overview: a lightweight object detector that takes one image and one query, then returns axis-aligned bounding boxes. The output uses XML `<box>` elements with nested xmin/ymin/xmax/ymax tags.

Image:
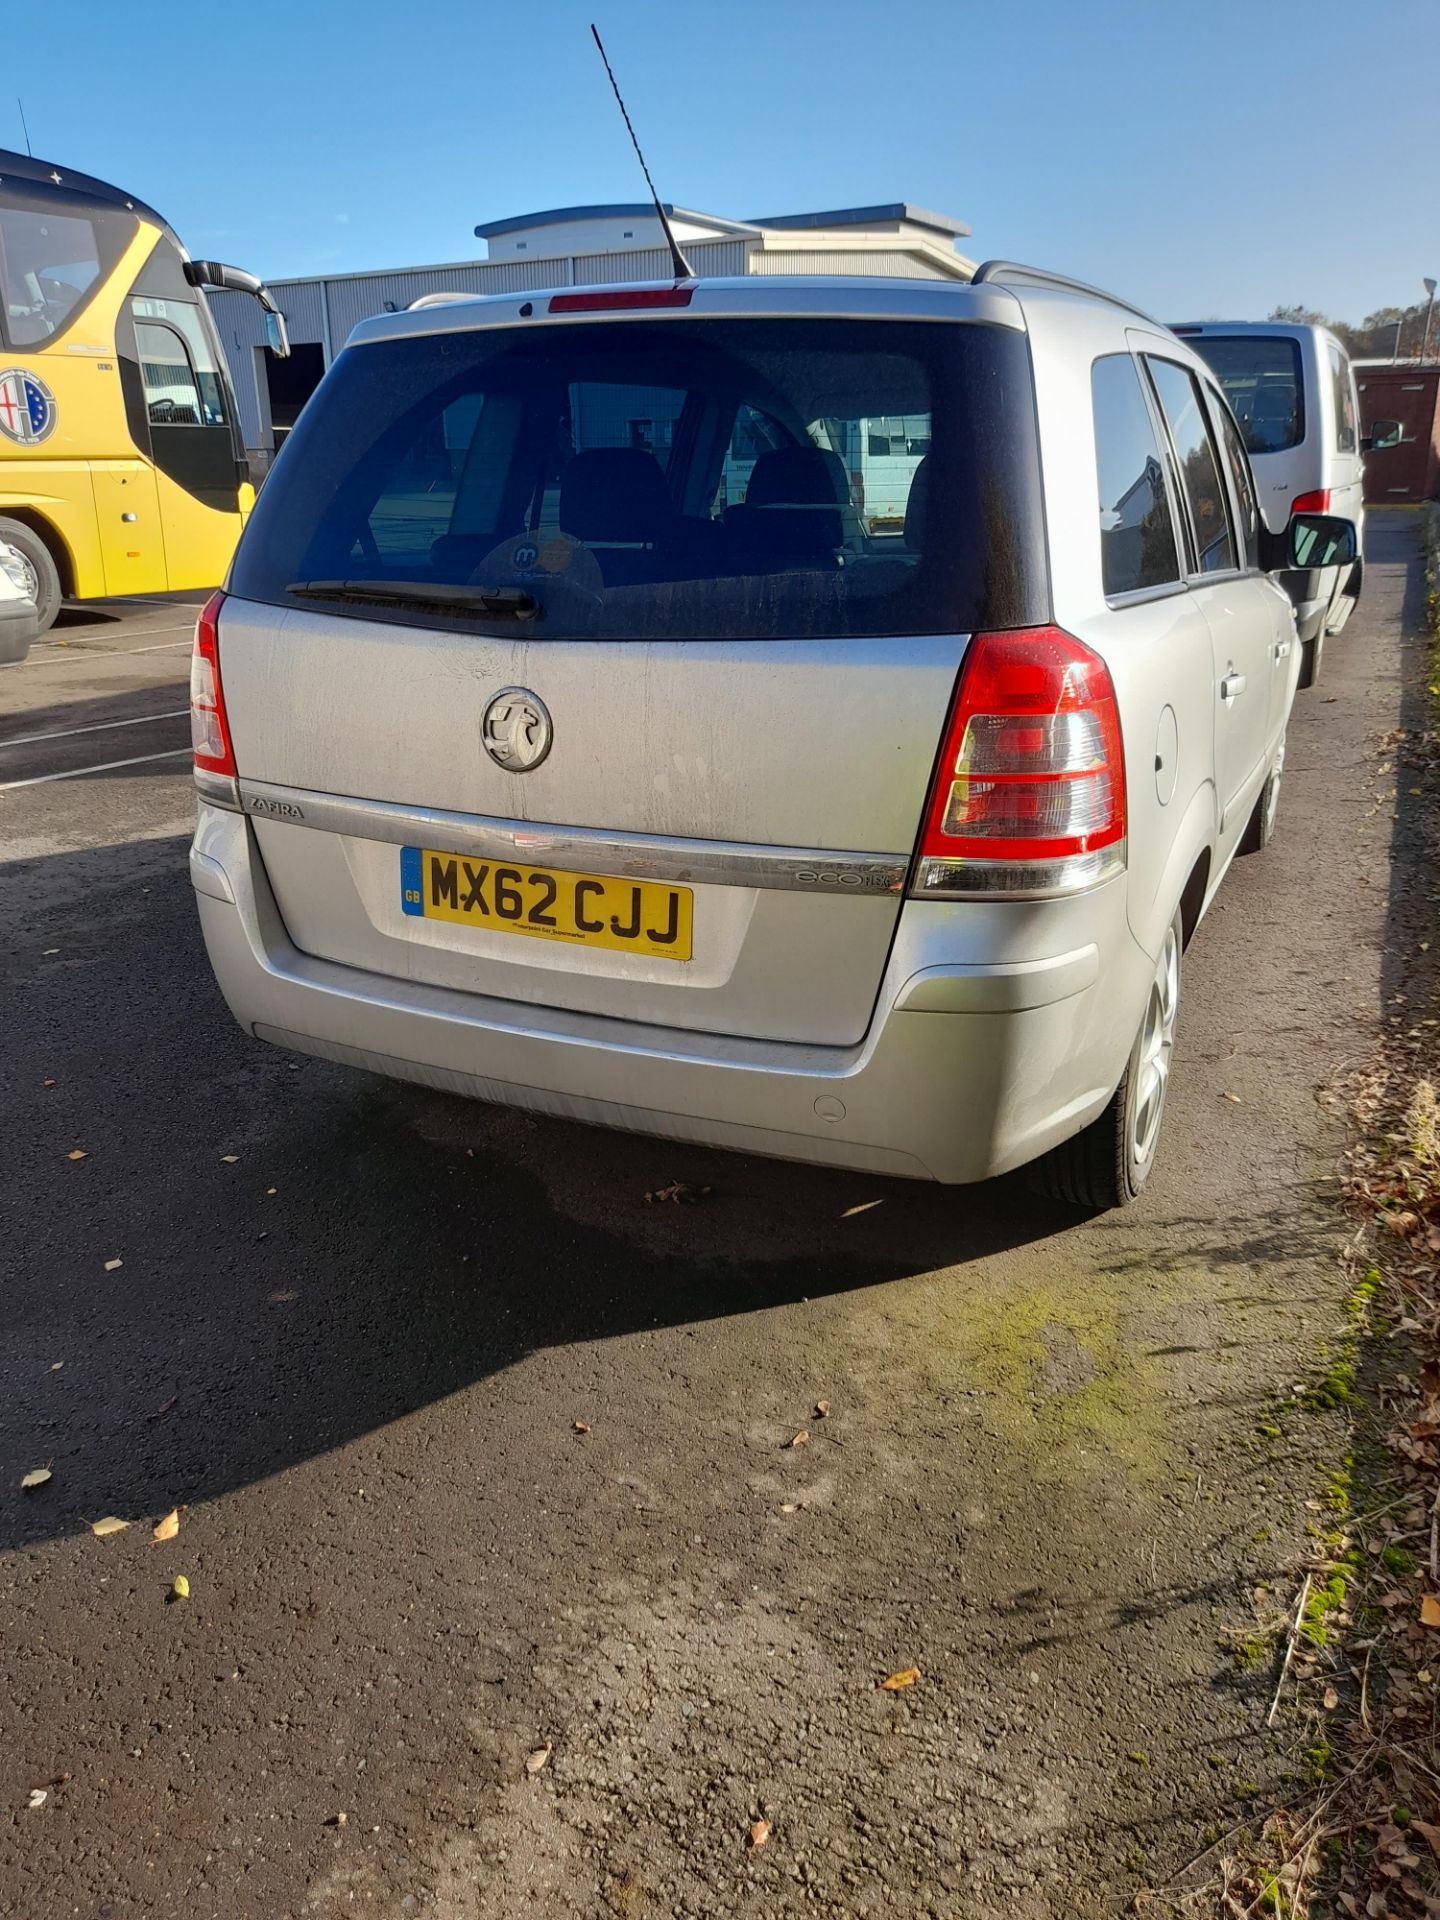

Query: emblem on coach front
<box><xmin>481</xmin><ymin>687</ymin><xmax>552</xmax><ymax>773</ymax></box>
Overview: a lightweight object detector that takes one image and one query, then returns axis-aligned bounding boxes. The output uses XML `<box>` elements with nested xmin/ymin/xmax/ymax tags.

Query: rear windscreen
<box><xmin>230</xmin><ymin>316</ymin><xmax>1048</xmax><ymax>640</ymax></box>
<box><xmin>1187</xmin><ymin>335</ymin><xmax>1304</xmax><ymax>455</ymax></box>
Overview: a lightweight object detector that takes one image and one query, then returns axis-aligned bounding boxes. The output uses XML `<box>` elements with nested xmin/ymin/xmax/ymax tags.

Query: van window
<box><xmin>1145</xmin><ymin>358</ymin><xmax>1237</xmax><ymax>575</ymax></box>
<box><xmin>1206</xmin><ymin>385</ymin><xmax>1260</xmax><ymax>571</ymax></box>
<box><xmin>1186</xmin><ymin>334</ymin><xmax>1304</xmax><ymax>454</ymax></box>
<box><xmin>1329</xmin><ymin>345</ymin><xmax>1357</xmax><ymax>454</ymax></box>
<box><xmin>1090</xmin><ymin>354</ymin><xmax>1180</xmax><ymax>596</ymax></box>
<box><xmin>230</xmin><ymin>317</ymin><xmax>1050</xmax><ymax>642</ymax></box>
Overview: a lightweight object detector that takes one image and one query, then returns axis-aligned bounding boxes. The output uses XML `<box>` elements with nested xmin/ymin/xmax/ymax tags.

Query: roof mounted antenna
<box><xmin>589</xmin><ymin>24</ymin><xmax>692</xmax><ymax>282</ymax></box>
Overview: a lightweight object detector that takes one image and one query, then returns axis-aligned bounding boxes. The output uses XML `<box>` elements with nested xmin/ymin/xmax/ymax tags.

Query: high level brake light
<box><xmin>191</xmin><ymin>589</ymin><xmax>239</xmax><ymax>806</ymax></box>
<box><xmin>547</xmin><ymin>287</ymin><xmax>694</xmax><ymax>314</ymax></box>
<box><xmin>912</xmin><ymin>627</ymin><xmax>1127</xmax><ymax>897</ymax></box>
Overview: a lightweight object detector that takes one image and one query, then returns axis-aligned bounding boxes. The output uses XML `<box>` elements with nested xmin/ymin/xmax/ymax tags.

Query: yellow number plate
<box><xmin>400</xmin><ymin>847</ymin><xmax>692</xmax><ymax>962</ymax></box>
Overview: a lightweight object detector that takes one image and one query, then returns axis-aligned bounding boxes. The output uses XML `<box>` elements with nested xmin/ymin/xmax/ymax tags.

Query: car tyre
<box><xmin>1031</xmin><ymin>912</ymin><xmax>1182</xmax><ymax>1211</ymax></box>
<box><xmin>1238</xmin><ymin>730</ymin><xmax>1284</xmax><ymax>855</ymax></box>
<box><xmin>0</xmin><ymin>518</ymin><xmax>61</xmax><ymax>635</ymax></box>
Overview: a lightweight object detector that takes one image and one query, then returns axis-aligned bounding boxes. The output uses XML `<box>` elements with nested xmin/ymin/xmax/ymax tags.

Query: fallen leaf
<box><xmin>572</xmin><ymin>1420</ymin><xmax>591</xmax><ymax>1434</ymax></box>
<box><xmin>170</xmin><ymin>1575</ymin><xmax>190</xmax><ymax>1601</ymax></box>
<box><xmin>66</xmin><ymin>1149</ymin><xmax>86</xmax><ymax>1161</ymax></box>
<box><xmin>814</xmin><ymin>1400</ymin><xmax>831</xmax><ymax>1420</ymax></box>
<box><xmin>748</xmin><ymin>1818</ymin><xmax>770</xmax><ymax>1849</ymax></box>
<box><xmin>525</xmin><ymin>1744</ymin><xmax>552</xmax><ymax>1774</ymax></box>
<box><xmin>266</xmin><ymin>1187</ymin><xmax>276</xmax><ymax>1195</ymax></box>
<box><xmin>1323</xmin><ymin>1683</ymin><xmax>1339</xmax><ymax>1710</ymax></box>
<box><xmin>780</xmin><ymin>1502</ymin><xmax>802</xmax><ymax>1514</ymax></box>
<box><xmin>20</xmin><ymin>1468</ymin><xmax>51</xmax><ymax>1490</ymax></box>
<box><xmin>841</xmin><ymin>1199</ymin><xmax>884</xmax><ymax>1218</ymax></box>
<box><xmin>27</xmin><ymin>1789</ymin><xmax>46</xmax><ymax>1811</ymax></box>
<box><xmin>643</xmin><ymin>1179</ymin><xmax>711</xmax><ymax>1206</ymax></box>
<box><xmin>220</xmin><ymin>1154</ymin><xmax>239</xmax><ymax>1164</ymax></box>
<box><xmin>42</xmin><ymin>948</ymin><xmax>59</xmax><ymax>956</ymax></box>
<box><xmin>49</xmin><ymin>1362</ymin><xmax>62</xmax><ymax>1371</ymax></box>
<box><xmin>1222</xmin><ymin>1092</ymin><xmax>1242</xmax><ymax>1105</ymax></box>
<box><xmin>103</xmin><ymin>1258</ymin><xmax>122</xmax><ymax>1273</ymax></box>
<box><xmin>785</xmin><ymin>1430</ymin><xmax>809</xmax><ymax>1449</ymax></box>
<box><xmin>325</xmin><ymin>1810</ymin><xmax>347</xmax><ymax>1827</ymax></box>
<box><xmin>41</xmin><ymin>1078</ymin><xmax>53</xmax><ymax>1088</ymax></box>
<box><xmin>879</xmin><ymin>1666</ymin><xmax>921</xmax><ymax>1691</ymax></box>
<box><xmin>1420</xmin><ymin>1595</ymin><xmax>1440</xmax><ymax>1629</ymax></box>
<box><xmin>269</xmin><ymin>1289</ymin><xmax>297</xmax><ymax>1304</ymax></box>
<box><xmin>1412</xmin><ymin>1818</ymin><xmax>1440</xmax><ymax>1857</ymax></box>
<box><xmin>152</xmin><ymin>1509</ymin><xmax>180</xmax><ymax>1543</ymax></box>
<box><xmin>90</xmin><ymin>1516</ymin><xmax>129</xmax><ymax>1537</ymax></box>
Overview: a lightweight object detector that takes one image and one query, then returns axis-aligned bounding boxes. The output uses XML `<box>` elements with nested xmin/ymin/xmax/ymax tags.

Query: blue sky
<box><xmin>16</xmin><ymin>0</ymin><xmax>1437</xmax><ymax>322</ymax></box>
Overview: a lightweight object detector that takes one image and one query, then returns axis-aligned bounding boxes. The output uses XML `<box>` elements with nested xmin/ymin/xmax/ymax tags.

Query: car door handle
<box><xmin>1220</xmin><ymin>670</ymin><xmax>1247</xmax><ymax>702</ymax></box>
<box><xmin>1273</xmin><ymin>638</ymin><xmax>1291</xmax><ymax>661</ymax></box>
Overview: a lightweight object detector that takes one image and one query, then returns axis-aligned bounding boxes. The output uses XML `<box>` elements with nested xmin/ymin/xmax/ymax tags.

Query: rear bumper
<box><xmin>191</xmin><ymin>803</ymin><xmax>1154</xmax><ymax>1184</ymax></box>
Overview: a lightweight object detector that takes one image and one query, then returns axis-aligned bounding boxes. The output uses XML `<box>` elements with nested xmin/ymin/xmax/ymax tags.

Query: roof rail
<box><xmin>971</xmin><ymin>260</ymin><xmax>1160</xmax><ymax>329</ymax></box>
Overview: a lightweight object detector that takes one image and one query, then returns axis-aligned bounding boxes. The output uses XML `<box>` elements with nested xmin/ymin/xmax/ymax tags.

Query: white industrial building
<box><xmin>209</xmin><ymin>201</ymin><xmax>974</xmax><ymax>470</ymax></box>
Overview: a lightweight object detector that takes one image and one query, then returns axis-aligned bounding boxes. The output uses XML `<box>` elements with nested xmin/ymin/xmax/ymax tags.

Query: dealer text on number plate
<box><xmin>401</xmin><ymin>847</ymin><xmax>693</xmax><ymax>962</ymax></box>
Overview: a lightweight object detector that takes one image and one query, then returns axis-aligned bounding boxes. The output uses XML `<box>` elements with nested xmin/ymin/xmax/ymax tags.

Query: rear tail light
<box><xmin>1292</xmin><ymin>489</ymin><xmax>1331</xmax><ymax>516</ymax></box>
<box><xmin>191</xmin><ymin>589</ymin><xmax>239</xmax><ymax>805</ymax></box>
<box><xmin>912</xmin><ymin>626</ymin><xmax>1127</xmax><ymax>897</ymax></box>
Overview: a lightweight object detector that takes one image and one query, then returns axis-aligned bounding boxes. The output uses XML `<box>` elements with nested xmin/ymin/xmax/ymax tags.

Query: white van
<box><xmin>1169</xmin><ymin>322</ymin><xmax>1381</xmax><ymax>687</ymax></box>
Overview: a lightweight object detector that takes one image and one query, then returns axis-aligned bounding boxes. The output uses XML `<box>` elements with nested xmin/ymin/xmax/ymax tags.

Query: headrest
<box><xmin>559</xmin><ymin>449</ymin><xmax>672</xmax><ymax>543</ymax></box>
<box><xmin>745</xmin><ymin>445</ymin><xmax>849</xmax><ymax>508</ymax></box>
<box><xmin>903</xmin><ymin>455</ymin><xmax>930</xmax><ymax>551</ymax></box>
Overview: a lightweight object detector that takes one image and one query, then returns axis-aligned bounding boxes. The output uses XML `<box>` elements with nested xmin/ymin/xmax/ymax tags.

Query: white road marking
<box><xmin>1</xmin><ymin>708</ymin><xmax>188</xmax><ymax>748</ymax></box>
<box><xmin>0</xmin><ymin>747</ymin><xmax>191</xmax><ymax>790</ymax></box>
<box><xmin>15</xmin><ymin>637</ymin><xmax>192</xmax><ymax>666</ymax></box>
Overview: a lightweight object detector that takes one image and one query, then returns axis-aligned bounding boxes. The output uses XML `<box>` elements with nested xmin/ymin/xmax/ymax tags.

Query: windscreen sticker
<box><xmin>0</xmin><ymin>370</ymin><xmax>55</xmax><ymax>444</ymax></box>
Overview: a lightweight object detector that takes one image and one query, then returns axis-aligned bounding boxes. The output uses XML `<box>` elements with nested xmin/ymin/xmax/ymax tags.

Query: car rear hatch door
<box><xmin>216</xmin><ymin>287</ymin><xmax>1046</xmax><ymax>1048</ymax></box>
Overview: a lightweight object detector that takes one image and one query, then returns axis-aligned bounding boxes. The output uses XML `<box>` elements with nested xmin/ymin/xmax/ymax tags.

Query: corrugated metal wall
<box><xmin>750</xmin><ymin>249</ymin><xmax>948</xmax><ymax>279</ymax></box>
<box><xmin>212</xmin><ymin>232</ymin><xmax>947</xmax><ymax>457</ymax></box>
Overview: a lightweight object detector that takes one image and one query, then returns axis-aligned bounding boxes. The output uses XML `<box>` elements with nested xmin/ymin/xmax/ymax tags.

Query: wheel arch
<box><xmin>0</xmin><ymin>508</ymin><xmax>75</xmax><ymax>598</ymax></box>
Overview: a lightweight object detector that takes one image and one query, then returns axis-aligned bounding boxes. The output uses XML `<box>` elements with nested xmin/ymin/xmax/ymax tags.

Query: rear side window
<box><xmin>1329</xmin><ymin>345</ymin><xmax>1357</xmax><ymax>453</ymax></box>
<box><xmin>1091</xmin><ymin>354</ymin><xmax>1180</xmax><ymax>597</ymax></box>
<box><xmin>232</xmin><ymin>317</ymin><xmax>1049</xmax><ymax>641</ymax></box>
<box><xmin>1186</xmin><ymin>334</ymin><xmax>1304</xmax><ymax>454</ymax></box>
<box><xmin>1145</xmin><ymin>358</ymin><xmax>1237</xmax><ymax>575</ymax></box>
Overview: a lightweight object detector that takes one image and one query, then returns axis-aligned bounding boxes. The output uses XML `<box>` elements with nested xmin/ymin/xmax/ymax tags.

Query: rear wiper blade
<box><xmin>287</xmin><ymin>579</ymin><xmax>539</xmax><ymax>620</ymax></box>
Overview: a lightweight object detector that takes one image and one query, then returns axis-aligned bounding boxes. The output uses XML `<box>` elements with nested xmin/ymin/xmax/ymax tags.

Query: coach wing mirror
<box><xmin>185</xmin><ymin>258</ymin><xmax>291</xmax><ymax>357</ymax></box>
<box><xmin>1362</xmin><ymin>418</ymin><xmax>1401</xmax><ymax>453</ymax></box>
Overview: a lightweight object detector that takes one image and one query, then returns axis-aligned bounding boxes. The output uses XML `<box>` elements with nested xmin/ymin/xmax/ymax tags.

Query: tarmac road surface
<box><xmin>0</xmin><ymin>524</ymin><xmax>1427</xmax><ymax>1917</ymax></box>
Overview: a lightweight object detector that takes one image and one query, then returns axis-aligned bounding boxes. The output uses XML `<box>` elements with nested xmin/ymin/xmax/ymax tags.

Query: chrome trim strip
<box><xmin>236</xmin><ymin>778</ymin><xmax>910</xmax><ymax>896</ymax></box>
<box><xmin>195</xmin><ymin>767</ymin><xmax>242</xmax><ymax>812</ymax></box>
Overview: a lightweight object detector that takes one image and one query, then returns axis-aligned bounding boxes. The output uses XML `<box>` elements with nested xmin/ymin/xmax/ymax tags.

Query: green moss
<box><xmin>1251</xmin><ymin>1526</ymin><xmax>1271</xmax><ymax>1545</ymax></box>
<box><xmin>1126</xmin><ymin>1750</ymin><xmax>1149</xmax><ymax>1766</ymax></box>
<box><xmin>1394</xmin><ymin>1804</ymin><xmax>1413</xmax><ymax>1828</ymax></box>
<box><xmin>1125</xmin><ymin>1846</ymin><xmax>1147</xmax><ymax>1873</ymax></box>
<box><xmin>1305</xmin><ymin>1741</ymin><xmax>1335</xmax><ymax>1784</ymax></box>
<box><xmin>1207</xmin><ymin>1754</ymin><xmax>1229</xmax><ymax>1770</ymax></box>
<box><xmin>1381</xmin><ymin>1543</ymin><xmax>1416</xmax><ymax>1577</ymax></box>
<box><xmin>1235</xmin><ymin>1781</ymin><xmax>1262</xmax><ymax>1802</ymax></box>
<box><xmin>1234</xmin><ymin>1635</ymin><xmax>1272</xmax><ymax>1673</ymax></box>
<box><xmin>1302</xmin><ymin>1555</ymin><xmax>1362</xmax><ymax>1648</ymax></box>
<box><xmin>1257</xmin><ymin>1420</ymin><xmax>1282</xmax><ymax>1438</ymax></box>
<box><xmin>944</xmin><ymin>1277</ymin><xmax>1169</xmax><ymax>1480</ymax></box>
<box><xmin>1302</xmin><ymin>1354</ymin><xmax>1358</xmax><ymax>1412</ymax></box>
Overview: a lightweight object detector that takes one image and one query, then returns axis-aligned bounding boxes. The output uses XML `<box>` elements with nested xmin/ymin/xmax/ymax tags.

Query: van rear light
<box><xmin>1292</xmin><ymin>489</ymin><xmax>1331</xmax><ymax>516</ymax></box>
<box><xmin>191</xmin><ymin>589</ymin><xmax>239</xmax><ymax>806</ymax></box>
<box><xmin>912</xmin><ymin>627</ymin><xmax>1127</xmax><ymax>897</ymax></box>
<box><xmin>547</xmin><ymin>287</ymin><xmax>694</xmax><ymax>314</ymax></box>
